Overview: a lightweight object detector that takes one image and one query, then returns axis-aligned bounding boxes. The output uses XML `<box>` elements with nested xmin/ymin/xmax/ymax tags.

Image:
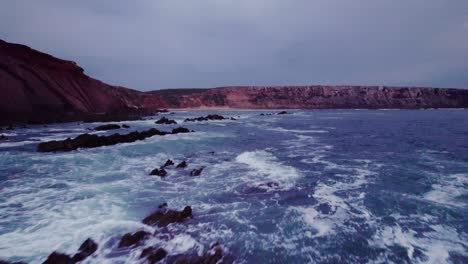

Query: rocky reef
<box><xmin>37</xmin><ymin>127</ymin><xmax>192</xmax><ymax>152</ymax></box>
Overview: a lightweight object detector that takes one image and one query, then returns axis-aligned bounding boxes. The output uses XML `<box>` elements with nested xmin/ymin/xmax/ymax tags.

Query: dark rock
<box><xmin>0</xmin><ymin>135</ymin><xmax>7</xmax><ymax>140</ymax></box>
<box><xmin>140</xmin><ymin>247</ymin><xmax>168</xmax><ymax>263</ymax></box>
<box><xmin>190</xmin><ymin>167</ymin><xmax>204</xmax><ymax>176</ymax></box>
<box><xmin>155</xmin><ymin>117</ymin><xmax>177</xmax><ymax>125</ymax></box>
<box><xmin>158</xmin><ymin>202</ymin><xmax>168</xmax><ymax>209</ymax></box>
<box><xmin>122</xmin><ymin>124</ymin><xmax>130</xmax><ymax>128</ymax></box>
<box><xmin>184</xmin><ymin>114</ymin><xmax>226</xmax><ymax>122</ymax></box>
<box><xmin>118</xmin><ymin>230</ymin><xmax>151</xmax><ymax>248</ymax></box>
<box><xmin>71</xmin><ymin>238</ymin><xmax>98</xmax><ymax>262</ymax></box>
<box><xmin>176</xmin><ymin>161</ymin><xmax>187</xmax><ymax>169</ymax></box>
<box><xmin>142</xmin><ymin>206</ymin><xmax>192</xmax><ymax>227</ymax></box>
<box><xmin>162</xmin><ymin>159</ymin><xmax>174</xmax><ymax>168</ymax></box>
<box><xmin>277</xmin><ymin>111</ymin><xmax>288</xmax><ymax>115</ymax></box>
<box><xmin>42</xmin><ymin>252</ymin><xmax>74</xmax><ymax>264</ymax></box>
<box><xmin>94</xmin><ymin>124</ymin><xmax>121</xmax><ymax>131</ymax></box>
<box><xmin>172</xmin><ymin>127</ymin><xmax>191</xmax><ymax>134</ymax></box>
<box><xmin>37</xmin><ymin>127</ymin><xmax>192</xmax><ymax>152</ymax></box>
<box><xmin>230</xmin><ymin>117</ymin><xmax>237</xmax><ymax>120</ymax></box>
<box><xmin>150</xmin><ymin>168</ymin><xmax>167</xmax><ymax>177</ymax></box>
<box><xmin>0</xmin><ymin>260</ymin><xmax>26</xmax><ymax>264</ymax></box>
<box><xmin>173</xmin><ymin>243</ymin><xmax>223</xmax><ymax>264</ymax></box>
<box><xmin>316</xmin><ymin>203</ymin><xmax>333</xmax><ymax>215</ymax></box>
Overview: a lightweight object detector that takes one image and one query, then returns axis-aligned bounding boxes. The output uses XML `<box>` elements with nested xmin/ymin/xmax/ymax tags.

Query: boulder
<box><xmin>71</xmin><ymin>238</ymin><xmax>98</xmax><ymax>262</ymax></box>
<box><xmin>155</xmin><ymin>117</ymin><xmax>177</xmax><ymax>125</ymax></box>
<box><xmin>42</xmin><ymin>252</ymin><xmax>74</xmax><ymax>264</ymax></box>
<box><xmin>150</xmin><ymin>168</ymin><xmax>167</xmax><ymax>177</ymax></box>
<box><xmin>0</xmin><ymin>135</ymin><xmax>7</xmax><ymax>140</ymax></box>
<box><xmin>173</xmin><ymin>243</ymin><xmax>223</xmax><ymax>264</ymax></box>
<box><xmin>94</xmin><ymin>124</ymin><xmax>121</xmax><ymax>131</ymax></box>
<box><xmin>172</xmin><ymin>127</ymin><xmax>191</xmax><ymax>134</ymax></box>
<box><xmin>176</xmin><ymin>161</ymin><xmax>187</xmax><ymax>169</ymax></box>
<box><xmin>122</xmin><ymin>124</ymin><xmax>130</xmax><ymax>128</ymax></box>
<box><xmin>142</xmin><ymin>206</ymin><xmax>192</xmax><ymax>227</ymax></box>
<box><xmin>162</xmin><ymin>159</ymin><xmax>174</xmax><ymax>168</ymax></box>
<box><xmin>140</xmin><ymin>247</ymin><xmax>168</xmax><ymax>263</ymax></box>
<box><xmin>42</xmin><ymin>238</ymin><xmax>98</xmax><ymax>264</ymax></box>
<box><xmin>277</xmin><ymin>111</ymin><xmax>288</xmax><ymax>115</ymax></box>
<box><xmin>190</xmin><ymin>167</ymin><xmax>204</xmax><ymax>176</ymax></box>
<box><xmin>118</xmin><ymin>231</ymin><xmax>151</xmax><ymax>248</ymax></box>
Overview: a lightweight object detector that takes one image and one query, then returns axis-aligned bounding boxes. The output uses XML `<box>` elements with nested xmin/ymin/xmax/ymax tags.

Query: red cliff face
<box><xmin>1</xmin><ymin>39</ymin><xmax>467</xmax><ymax>124</ymax></box>
<box><xmin>145</xmin><ymin>86</ymin><xmax>468</xmax><ymax>109</ymax></box>
<box><xmin>0</xmin><ymin>39</ymin><xmax>144</xmax><ymax>123</ymax></box>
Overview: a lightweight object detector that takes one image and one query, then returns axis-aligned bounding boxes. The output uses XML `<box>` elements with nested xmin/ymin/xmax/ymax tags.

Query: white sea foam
<box><xmin>370</xmin><ymin>224</ymin><xmax>467</xmax><ymax>263</ymax></box>
<box><xmin>291</xmin><ymin>206</ymin><xmax>333</xmax><ymax>237</ymax></box>
<box><xmin>424</xmin><ymin>173</ymin><xmax>467</xmax><ymax>208</ymax></box>
<box><xmin>266</xmin><ymin>127</ymin><xmax>328</xmax><ymax>134</ymax></box>
<box><xmin>0</xmin><ymin>132</ymin><xmax>17</xmax><ymax>136</ymax></box>
<box><xmin>0</xmin><ymin>140</ymin><xmax>38</xmax><ymax>147</ymax></box>
<box><xmin>235</xmin><ymin>150</ymin><xmax>301</xmax><ymax>188</ymax></box>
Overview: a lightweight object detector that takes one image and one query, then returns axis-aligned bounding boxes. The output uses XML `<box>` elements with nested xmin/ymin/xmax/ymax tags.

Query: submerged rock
<box><xmin>173</xmin><ymin>242</ymin><xmax>223</xmax><ymax>264</ymax></box>
<box><xmin>277</xmin><ymin>111</ymin><xmax>289</xmax><ymax>115</ymax></box>
<box><xmin>94</xmin><ymin>124</ymin><xmax>121</xmax><ymax>131</ymax></box>
<box><xmin>122</xmin><ymin>124</ymin><xmax>130</xmax><ymax>128</ymax></box>
<box><xmin>184</xmin><ymin>114</ymin><xmax>226</xmax><ymax>122</ymax></box>
<box><xmin>190</xmin><ymin>167</ymin><xmax>204</xmax><ymax>176</ymax></box>
<box><xmin>118</xmin><ymin>231</ymin><xmax>151</xmax><ymax>248</ymax></box>
<box><xmin>37</xmin><ymin>127</ymin><xmax>193</xmax><ymax>152</ymax></box>
<box><xmin>155</xmin><ymin>117</ymin><xmax>177</xmax><ymax>125</ymax></box>
<box><xmin>150</xmin><ymin>168</ymin><xmax>167</xmax><ymax>177</ymax></box>
<box><xmin>140</xmin><ymin>247</ymin><xmax>168</xmax><ymax>263</ymax></box>
<box><xmin>142</xmin><ymin>206</ymin><xmax>192</xmax><ymax>227</ymax></box>
<box><xmin>176</xmin><ymin>161</ymin><xmax>187</xmax><ymax>168</ymax></box>
<box><xmin>0</xmin><ymin>135</ymin><xmax>7</xmax><ymax>140</ymax></box>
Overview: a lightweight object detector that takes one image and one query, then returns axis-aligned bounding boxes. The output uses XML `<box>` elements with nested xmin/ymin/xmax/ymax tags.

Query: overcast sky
<box><xmin>1</xmin><ymin>0</ymin><xmax>467</xmax><ymax>91</ymax></box>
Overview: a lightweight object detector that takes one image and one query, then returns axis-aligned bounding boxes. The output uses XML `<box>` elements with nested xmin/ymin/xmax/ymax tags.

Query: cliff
<box><xmin>1</xmin><ymin>39</ymin><xmax>467</xmax><ymax>125</ymax></box>
<box><xmin>0</xmin><ymin>39</ymin><xmax>146</xmax><ymax>124</ymax></box>
<box><xmin>145</xmin><ymin>86</ymin><xmax>468</xmax><ymax>109</ymax></box>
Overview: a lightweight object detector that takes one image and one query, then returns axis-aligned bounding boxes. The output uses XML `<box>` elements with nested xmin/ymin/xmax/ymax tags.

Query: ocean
<box><xmin>0</xmin><ymin>109</ymin><xmax>466</xmax><ymax>263</ymax></box>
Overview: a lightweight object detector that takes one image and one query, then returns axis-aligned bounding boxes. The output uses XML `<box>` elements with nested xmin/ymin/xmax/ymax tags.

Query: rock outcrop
<box><xmin>42</xmin><ymin>238</ymin><xmax>98</xmax><ymax>264</ymax></box>
<box><xmin>37</xmin><ymin>127</ymin><xmax>193</xmax><ymax>152</ymax></box>
<box><xmin>142</xmin><ymin>206</ymin><xmax>192</xmax><ymax>227</ymax></box>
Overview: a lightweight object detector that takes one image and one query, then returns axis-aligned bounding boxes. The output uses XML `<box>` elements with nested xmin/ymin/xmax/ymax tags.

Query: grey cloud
<box><xmin>1</xmin><ymin>0</ymin><xmax>467</xmax><ymax>90</ymax></box>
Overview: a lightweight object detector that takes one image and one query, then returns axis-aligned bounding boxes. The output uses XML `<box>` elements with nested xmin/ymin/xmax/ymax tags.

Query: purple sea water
<box><xmin>0</xmin><ymin>109</ymin><xmax>467</xmax><ymax>263</ymax></box>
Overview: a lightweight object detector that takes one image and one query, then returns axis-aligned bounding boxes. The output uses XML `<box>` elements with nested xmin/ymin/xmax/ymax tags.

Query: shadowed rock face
<box><xmin>0</xmin><ymin>39</ymin><xmax>146</xmax><ymax>124</ymax></box>
<box><xmin>145</xmin><ymin>86</ymin><xmax>468</xmax><ymax>109</ymax></box>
